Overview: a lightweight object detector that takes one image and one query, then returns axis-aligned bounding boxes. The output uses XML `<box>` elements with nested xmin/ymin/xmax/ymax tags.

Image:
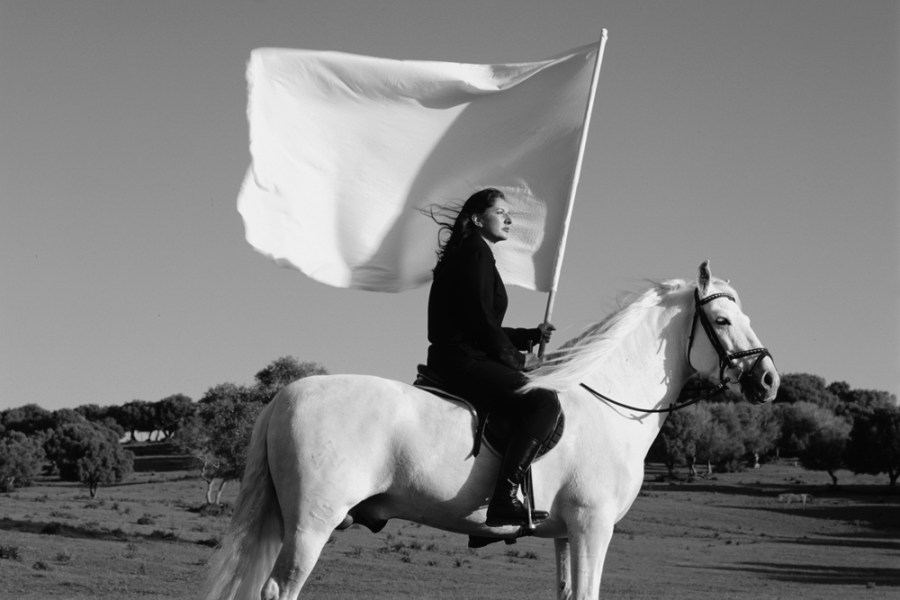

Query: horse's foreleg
<box><xmin>568</xmin><ymin>512</ymin><xmax>615</xmax><ymax>599</ymax></box>
<box><xmin>554</xmin><ymin>538</ymin><xmax>572</xmax><ymax>600</ymax></box>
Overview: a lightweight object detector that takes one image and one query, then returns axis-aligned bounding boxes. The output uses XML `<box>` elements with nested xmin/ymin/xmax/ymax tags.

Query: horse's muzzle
<box><xmin>740</xmin><ymin>355</ymin><xmax>779</xmax><ymax>404</ymax></box>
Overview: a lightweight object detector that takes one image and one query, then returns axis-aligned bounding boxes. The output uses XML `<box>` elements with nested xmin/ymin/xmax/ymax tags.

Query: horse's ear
<box><xmin>698</xmin><ymin>260</ymin><xmax>711</xmax><ymax>295</ymax></box>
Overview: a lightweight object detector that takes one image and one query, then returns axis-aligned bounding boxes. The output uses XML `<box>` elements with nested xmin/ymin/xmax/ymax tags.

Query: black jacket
<box><xmin>427</xmin><ymin>235</ymin><xmax>540</xmax><ymax>371</ymax></box>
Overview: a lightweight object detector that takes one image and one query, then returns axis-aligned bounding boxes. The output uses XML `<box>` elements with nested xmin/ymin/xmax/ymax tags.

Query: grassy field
<box><xmin>1</xmin><ymin>462</ymin><xmax>897</xmax><ymax>599</ymax></box>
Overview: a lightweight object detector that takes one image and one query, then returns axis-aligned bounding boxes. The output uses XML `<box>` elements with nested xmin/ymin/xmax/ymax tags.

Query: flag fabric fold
<box><xmin>238</xmin><ymin>41</ymin><xmax>601</xmax><ymax>292</ymax></box>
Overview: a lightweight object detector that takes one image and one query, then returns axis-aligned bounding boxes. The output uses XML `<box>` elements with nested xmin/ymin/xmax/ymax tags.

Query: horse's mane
<box><xmin>521</xmin><ymin>279</ymin><xmax>696</xmax><ymax>393</ymax></box>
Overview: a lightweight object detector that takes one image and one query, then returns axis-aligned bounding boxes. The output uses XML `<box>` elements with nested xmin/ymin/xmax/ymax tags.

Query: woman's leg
<box><xmin>453</xmin><ymin>359</ymin><xmax>560</xmax><ymax>440</ymax></box>
<box><xmin>447</xmin><ymin>359</ymin><xmax>561</xmax><ymax>525</ymax></box>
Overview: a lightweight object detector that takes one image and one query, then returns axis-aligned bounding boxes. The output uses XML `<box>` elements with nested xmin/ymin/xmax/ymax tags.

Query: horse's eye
<box><xmin>715</xmin><ymin>317</ymin><xmax>731</xmax><ymax>326</ymax></box>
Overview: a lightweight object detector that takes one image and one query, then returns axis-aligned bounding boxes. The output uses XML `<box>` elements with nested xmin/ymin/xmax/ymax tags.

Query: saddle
<box><xmin>414</xmin><ymin>364</ymin><xmax>565</xmax><ymax>548</ymax></box>
<box><xmin>413</xmin><ymin>364</ymin><xmax>565</xmax><ymax>460</ymax></box>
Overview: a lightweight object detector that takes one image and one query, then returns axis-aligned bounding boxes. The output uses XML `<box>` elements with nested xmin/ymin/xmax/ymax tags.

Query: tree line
<box><xmin>650</xmin><ymin>373</ymin><xmax>899</xmax><ymax>486</ymax></box>
<box><xmin>0</xmin><ymin>356</ymin><xmax>326</xmax><ymax>498</ymax></box>
<box><xmin>1</xmin><ymin>363</ymin><xmax>897</xmax><ymax>499</ymax></box>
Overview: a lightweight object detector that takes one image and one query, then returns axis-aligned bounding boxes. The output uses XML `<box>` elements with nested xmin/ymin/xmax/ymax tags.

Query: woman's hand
<box><xmin>537</xmin><ymin>322</ymin><xmax>556</xmax><ymax>343</ymax></box>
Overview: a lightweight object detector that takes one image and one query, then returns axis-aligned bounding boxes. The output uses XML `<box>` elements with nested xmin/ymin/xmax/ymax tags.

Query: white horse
<box><xmin>203</xmin><ymin>261</ymin><xmax>779</xmax><ymax>600</ymax></box>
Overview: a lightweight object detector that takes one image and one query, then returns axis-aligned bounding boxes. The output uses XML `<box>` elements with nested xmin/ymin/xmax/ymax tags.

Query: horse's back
<box><xmin>273</xmin><ymin>373</ymin><xmax>451</xmax><ymax>424</ymax></box>
<box><xmin>268</xmin><ymin>373</ymin><xmax>477</xmax><ymax>466</ymax></box>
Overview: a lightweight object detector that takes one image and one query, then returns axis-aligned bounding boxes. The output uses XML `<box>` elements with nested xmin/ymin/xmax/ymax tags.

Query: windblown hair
<box><xmin>422</xmin><ymin>188</ymin><xmax>505</xmax><ymax>267</ymax></box>
<box><xmin>521</xmin><ymin>279</ymin><xmax>693</xmax><ymax>393</ymax></box>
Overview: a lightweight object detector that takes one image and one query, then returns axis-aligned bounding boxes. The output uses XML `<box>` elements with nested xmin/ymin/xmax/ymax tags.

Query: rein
<box><xmin>579</xmin><ymin>287</ymin><xmax>772</xmax><ymax>415</ymax></box>
<box><xmin>579</xmin><ymin>379</ymin><xmax>730</xmax><ymax>414</ymax></box>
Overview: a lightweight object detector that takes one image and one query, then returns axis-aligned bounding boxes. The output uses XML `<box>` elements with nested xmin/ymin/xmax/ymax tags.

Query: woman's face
<box><xmin>474</xmin><ymin>198</ymin><xmax>512</xmax><ymax>243</ymax></box>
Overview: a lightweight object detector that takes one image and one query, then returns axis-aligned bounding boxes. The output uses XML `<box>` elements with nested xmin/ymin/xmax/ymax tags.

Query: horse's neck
<box><xmin>583</xmin><ymin>298</ymin><xmax>693</xmax><ymax>418</ymax></box>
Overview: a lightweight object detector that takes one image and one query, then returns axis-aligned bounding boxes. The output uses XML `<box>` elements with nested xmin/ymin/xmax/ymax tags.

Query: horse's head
<box><xmin>687</xmin><ymin>261</ymin><xmax>780</xmax><ymax>404</ymax></box>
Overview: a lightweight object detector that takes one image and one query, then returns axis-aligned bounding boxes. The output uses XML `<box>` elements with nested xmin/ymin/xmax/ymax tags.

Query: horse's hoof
<box><xmin>261</xmin><ymin>578</ymin><xmax>280</xmax><ymax>600</ymax></box>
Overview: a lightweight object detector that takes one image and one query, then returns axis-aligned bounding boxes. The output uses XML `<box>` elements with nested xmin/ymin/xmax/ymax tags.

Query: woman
<box><xmin>426</xmin><ymin>188</ymin><xmax>561</xmax><ymax>527</ymax></box>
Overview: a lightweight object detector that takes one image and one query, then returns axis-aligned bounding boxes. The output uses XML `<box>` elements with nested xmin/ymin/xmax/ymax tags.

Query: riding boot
<box><xmin>485</xmin><ymin>434</ymin><xmax>549</xmax><ymax>526</ymax></box>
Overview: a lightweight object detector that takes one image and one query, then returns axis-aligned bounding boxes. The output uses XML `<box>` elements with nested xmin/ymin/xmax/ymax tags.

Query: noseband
<box><xmin>687</xmin><ymin>289</ymin><xmax>772</xmax><ymax>393</ymax></box>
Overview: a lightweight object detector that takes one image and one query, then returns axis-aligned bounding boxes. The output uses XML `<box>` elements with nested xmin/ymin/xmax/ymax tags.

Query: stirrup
<box><xmin>468</xmin><ymin>526</ymin><xmax>536</xmax><ymax>549</ymax></box>
<box><xmin>485</xmin><ymin>493</ymin><xmax>549</xmax><ymax>527</ymax></box>
<box><xmin>485</xmin><ymin>510</ymin><xmax>549</xmax><ymax>528</ymax></box>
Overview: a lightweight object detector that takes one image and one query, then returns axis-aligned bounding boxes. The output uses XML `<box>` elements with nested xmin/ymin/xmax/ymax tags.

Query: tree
<box><xmin>109</xmin><ymin>400</ymin><xmax>154</xmax><ymax>441</ymax></box>
<box><xmin>775</xmin><ymin>401</ymin><xmax>852</xmax><ymax>485</ymax></box>
<box><xmin>697</xmin><ymin>403</ymin><xmax>746</xmax><ymax>474</ymax></box>
<box><xmin>796</xmin><ymin>409</ymin><xmax>852</xmax><ymax>486</ymax></box>
<box><xmin>837</xmin><ymin>388</ymin><xmax>897</xmax><ymax>420</ymax></box>
<box><xmin>51</xmin><ymin>408</ymin><xmax>87</xmax><ymax>428</ymax></box>
<box><xmin>253</xmin><ymin>356</ymin><xmax>328</xmax><ymax>402</ymax></box>
<box><xmin>775</xmin><ymin>401</ymin><xmax>827</xmax><ymax>457</ymax></box>
<box><xmin>177</xmin><ymin>383</ymin><xmax>262</xmax><ymax>504</ymax></box>
<box><xmin>75</xmin><ymin>432</ymin><xmax>135</xmax><ymax>497</ymax></box>
<box><xmin>709</xmin><ymin>402</ymin><xmax>779</xmax><ymax>469</ymax></box>
<box><xmin>44</xmin><ymin>422</ymin><xmax>133</xmax><ymax>497</ymax></box>
<box><xmin>74</xmin><ymin>403</ymin><xmax>109</xmax><ymax>422</ymax></box>
<box><xmin>845</xmin><ymin>405</ymin><xmax>900</xmax><ymax>486</ymax></box>
<box><xmin>826</xmin><ymin>380</ymin><xmax>851</xmax><ymax>400</ymax></box>
<box><xmin>775</xmin><ymin>373</ymin><xmax>840</xmax><ymax>411</ymax></box>
<box><xmin>74</xmin><ymin>404</ymin><xmax>124</xmax><ymax>439</ymax></box>
<box><xmin>652</xmin><ymin>399</ymin><xmax>780</xmax><ymax>477</ymax></box>
<box><xmin>182</xmin><ymin>358</ymin><xmax>329</xmax><ymax>504</ymax></box>
<box><xmin>154</xmin><ymin>394</ymin><xmax>195</xmax><ymax>439</ymax></box>
<box><xmin>0</xmin><ymin>431</ymin><xmax>46</xmax><ymax>491</ymax></box>
<box><xmin>652</xmin><ymin>406</ymin><xmax>710</xmax><ymax>477</ymax></box>
<box><xmin>195</xmin><ymin>389</ymin><xmax>263</xmax><ymax>504</ymax></box>
<box><xmin>1</xmin><ymin>404</ymin><xmax>54</xmax><ymax>436</ymax></box>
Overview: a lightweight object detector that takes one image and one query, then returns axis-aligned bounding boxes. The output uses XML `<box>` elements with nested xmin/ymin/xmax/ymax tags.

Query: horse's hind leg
<box><xmin>260</xmin><ymin>448</ymin><xmax>352</xmax><ymax>598</ymax></box>
<box><xmin>260</xmin><ymin>466</ymin><xmax>354</xmax><ymax>600</ymax></box>
<box><xmin>261</xmin><ymin>524</ymin><xmax>333</xmax><ymax>600</ymax></box>
<box><xmin>261</xmin><ymin>463</ymin><xmax>365</xmax><ymax>598</ymax></box>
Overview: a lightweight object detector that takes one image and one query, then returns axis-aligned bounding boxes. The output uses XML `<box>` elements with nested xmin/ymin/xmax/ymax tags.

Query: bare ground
<box><xmin>0</xmin><ymin>463</ymin><xmax>897</xmax><ymax>599</ymax></box>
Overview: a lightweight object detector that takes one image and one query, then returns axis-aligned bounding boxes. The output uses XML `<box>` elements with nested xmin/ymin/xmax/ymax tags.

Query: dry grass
<box><xmin>0</xmin><ymin>463</ymin><xmax>897</xmax><ymax>599</ymax></box>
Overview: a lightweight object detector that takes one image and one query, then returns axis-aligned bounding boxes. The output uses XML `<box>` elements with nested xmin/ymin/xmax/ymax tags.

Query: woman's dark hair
<box><xmin>425</xmin><ymin>188</ymin><xmax>505</xmax><ymax>267</ymax></box>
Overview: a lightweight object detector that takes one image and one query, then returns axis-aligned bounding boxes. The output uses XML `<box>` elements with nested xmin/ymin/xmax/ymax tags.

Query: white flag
<box><xmin>238</xmin><ymin>40</ymin><xmax>603</xmax><ymax>292</ymax></box>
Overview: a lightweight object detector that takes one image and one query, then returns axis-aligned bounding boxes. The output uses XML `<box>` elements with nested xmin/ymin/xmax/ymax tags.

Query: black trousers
<box><xmin>429</xmin><ymin>355</ymin><xmax>560</xmax><ymax>443</ymax></box>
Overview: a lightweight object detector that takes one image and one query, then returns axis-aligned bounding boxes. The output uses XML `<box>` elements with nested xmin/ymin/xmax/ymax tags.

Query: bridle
<box><xmin>687</xmin><ymin>288</ymin><xmax>772</xmax><ymax>396</ymax></box>
<box><xmin>579</xmin><ymin>287</ymin><xmax>773</xmax><ymax>414</ymax></box>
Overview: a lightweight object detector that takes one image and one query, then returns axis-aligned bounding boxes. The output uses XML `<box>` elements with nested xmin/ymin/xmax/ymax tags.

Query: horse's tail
<box><xmin>202</xmin><ymin>401</ymin><xmax>282</xmax><ymax>600</ymax></box>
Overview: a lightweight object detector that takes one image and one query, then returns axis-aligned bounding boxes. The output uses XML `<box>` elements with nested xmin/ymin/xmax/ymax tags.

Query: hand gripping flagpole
<box><xmin>539</xmin><ymin>29</ymin><xmax>609</xmax><ymax>357</ymax></box>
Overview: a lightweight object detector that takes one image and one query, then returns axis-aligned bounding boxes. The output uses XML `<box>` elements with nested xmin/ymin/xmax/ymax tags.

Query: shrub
<box><xmin>44</xmin><ymin>422</ymin><xmax>133</xmax><ymax>497</ymax></box>
<box><xmin>0</xmin><ymin>431</ymin><xmax>46</xmax><ymax>490</ymax></box>
<box><xmin>40</xmin><ymin>522</ymin><xmax>62</xmax><ymax>535</ymax></box>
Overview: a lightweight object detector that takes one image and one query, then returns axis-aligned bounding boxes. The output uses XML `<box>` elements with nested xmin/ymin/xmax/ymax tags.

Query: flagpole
<box><xmin>539</xmin><ymin>29</ymin><xmax>609</xmax><ymax>357</ymax></box>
